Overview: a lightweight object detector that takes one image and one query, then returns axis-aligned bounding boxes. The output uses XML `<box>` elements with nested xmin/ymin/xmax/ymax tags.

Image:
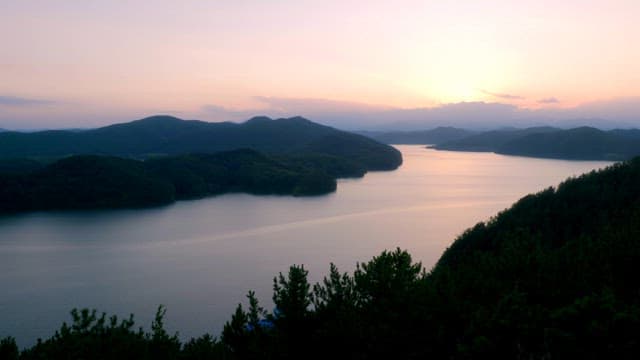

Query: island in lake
<box><xmin>0</xmin><ymin>115</ymin><xmax>402</xmax><ymax>213</ymax></box>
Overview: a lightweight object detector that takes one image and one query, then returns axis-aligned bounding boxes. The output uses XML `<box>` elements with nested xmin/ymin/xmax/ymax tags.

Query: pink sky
<box><xmin>1</xmin><ymin>0</ymin><xmax>639</xmax><ymax>128</ymax></box>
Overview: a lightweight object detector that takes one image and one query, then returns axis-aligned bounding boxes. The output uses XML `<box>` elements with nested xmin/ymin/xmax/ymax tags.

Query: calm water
<box><xmin>0</xmin><ymin>146</ymin><xmax>611</xmax><ymax>346</ymax></box>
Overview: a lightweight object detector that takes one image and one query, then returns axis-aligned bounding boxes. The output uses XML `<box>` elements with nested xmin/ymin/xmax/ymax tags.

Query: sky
<box><xmin>1</xmin><ymin>0</ymin><xmax>639</xmax><ymax>130</ymax></box>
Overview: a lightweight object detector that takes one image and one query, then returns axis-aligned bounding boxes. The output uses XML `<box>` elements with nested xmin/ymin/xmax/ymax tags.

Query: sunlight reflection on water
<box><xmin>0</xmin><ymin>146</ymin><xmax>612</xmax><ymax>346</ymax></box>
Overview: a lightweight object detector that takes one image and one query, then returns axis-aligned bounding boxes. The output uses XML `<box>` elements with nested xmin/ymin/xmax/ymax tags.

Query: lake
<box><xmin>0</xmin><ymin>146</ymin><xmax>612</xmax><ymax>346</ymax></box>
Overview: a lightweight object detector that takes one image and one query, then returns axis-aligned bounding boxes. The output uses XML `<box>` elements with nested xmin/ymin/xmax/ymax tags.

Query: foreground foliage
<box><xmin>4</xmin><ymin>157</ymin><xmax>640</xmax><ymax>359</ymax></box>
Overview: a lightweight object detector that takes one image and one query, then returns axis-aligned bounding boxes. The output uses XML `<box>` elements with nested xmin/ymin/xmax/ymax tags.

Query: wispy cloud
<box><xmin>198</xmin><ymin>103</ymin><xmax>265</xmax><ymax>122</ymax></box>
<box><xmin>538</xmin><ymin>97</ymin><xmax>560</xmax><ymax>104</ymax></box>
<box><xmin>201</xmin><ymin>104</ymin><xmax>234</xmax><ymax>114</ymax></box>
<box><xmin>252</xmin><ymin>96</ymin><xmax>392</xmax><ymax>113</ymax></box>
<box><xmin>196</xmin><ymin>96</ymin><xmax>640</xmax><ymax>130</ymax></box>
<box><xmin>479</xmin><ymin>89</ymin><xmax>525</xmax><ymax>100</ymax></box>
<box><xmin>197</xmin><ymin>97</ymin><xmax>393</xmax><ymax>124</ymax></box>
<box><xmin>0</xmin><ymin>95</ymin><xmax>55</xmax><ymax>107</ymax></box>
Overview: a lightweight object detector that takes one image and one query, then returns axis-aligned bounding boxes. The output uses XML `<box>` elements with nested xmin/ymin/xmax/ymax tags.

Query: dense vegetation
<box><xmin>3</xmin><ymin>155</ymin><xmax>640</xmax><ymax>358</ymax></box>
<box><xmin>432</xmin><ymin>126</ymin><xmax>561</xmax><ymax>151</ymax></box>
<box><xmin>0</xmin><ymin>115</ymin><xmax>402</xmax><ymax>213</ymax></box>
<box><xmin>497</xmin><ymin>126</ymin><xmax>640</xmax><ymax>160</ymax></box>
<box><xmin>0</xmin><ymin>115</ymin><xmax>402</xmax><ymax>171</ymax></box>
<box><xmin>0</xmin><ymin>158</ymin><xmax>44</xmax><ymax>174</ymax></box>
<box><xmin>0</xmin><ymin>149</ymin><xmax>343</xmax><ymax>213</ymax></box>
<box><xmin>434</xmin><ymin>126</ymin><xmax>640</xmax><ymax>160</ymax></box>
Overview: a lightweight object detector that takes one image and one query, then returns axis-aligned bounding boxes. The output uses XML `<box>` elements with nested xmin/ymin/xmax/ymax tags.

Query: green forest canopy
<box><xmin>0</xmin><ymin>149</ymin><xmax>368</xmax><ymax>213</ymax></box>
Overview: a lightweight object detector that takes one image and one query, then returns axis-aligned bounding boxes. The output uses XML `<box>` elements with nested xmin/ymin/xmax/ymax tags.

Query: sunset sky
<box><xmin>1</xmin><ymin>0</ymin><xmax>639</xmax><ymax>129</ymax></box>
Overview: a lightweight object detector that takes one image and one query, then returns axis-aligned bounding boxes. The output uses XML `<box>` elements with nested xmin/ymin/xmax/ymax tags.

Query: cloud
<box><xmin>538</xmin><ymin>97</ymin><xmax>560</xmax><ymax>104</ymax></box>
<box><xmin>244</xmin><ymin>97</ymin><xmax>640</xmax><ymax>130</ymax></box>
<box><xmin>199</xmin><ymin>104</ymin><xmax>259</xmax><ymax>121</ymax></box>
<box><xmin>4</xmin><ymin>95</ymin><xmax>640</xmax><ymax>132</ymax></box>
<box><xmin>248</xmin><ymin>97</ymin><xmax>396</xmax><ymax>129</ymax></box>
<box><xmin>197</xmin><ymin>97</ymin><xmax>393</xmax><ymax>125</ymax></box>
<box><xmin>252</xmin><ymin>96</ymin><xmax>392</xmax><ymax>113</ymax></box>
<box><xmin>479</xmin><ymin>89</ymin><xmax>525</xmax><ymax>100</ymax></box>
<box><xmin>196</xmin><ymin>97</ymin><xmax>640</xmax><ymax>130</ymax></box>
<box><xmin>0</xmin><ymin>95</ymin><xmax>54</xmax><ymax>107</ymax></box>
<box><xmin>201</xmin><ymin>104</ymin><xmax>235</xmax><ymax>115</ymax></box>
<box><xmin>564</xmin><ymin>97</ymin><xmax>640</xmax><ymax>123</ymax></box>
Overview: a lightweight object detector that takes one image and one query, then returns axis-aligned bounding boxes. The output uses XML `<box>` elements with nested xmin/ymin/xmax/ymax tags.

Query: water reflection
<box><xmin>0</xmin><ymin>146</ymin><xmax>611</xmax><ymax>345</ymax></box>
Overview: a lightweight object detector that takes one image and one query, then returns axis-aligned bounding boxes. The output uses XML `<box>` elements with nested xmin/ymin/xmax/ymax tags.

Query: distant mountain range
<box><xmin>358</xmin><ymin>127</ymin><xmax>477</xmax><ymax>145</ymax></box>
<box><xmin>361</xmin><ymin>125</ymin><xmax>640</xmax><ymax>161</ymax></box>
<box><xmin>433</xmin><ymin>127</ymin><xmax>562</xmax><ymax>152</ymax></box>
<box><xmin>0</xmin><ymin>115</ymin><xmax>402</xmax><ymax>171</ymax></box>
<box><xmin>434</xmin><ymin>127</ymin><xmax>640</xmax><ymax>161</ymax></box>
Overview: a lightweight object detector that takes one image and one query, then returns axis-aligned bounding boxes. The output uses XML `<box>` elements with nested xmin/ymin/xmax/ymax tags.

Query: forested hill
<box><xmin>5</xmin><ymin>153</ymin><xmax>640</xmax><ymax>358</ymax></box>
<box><xmin>423</xmin><ymin>156</ymin><xmax>640</xmax><ymax>358</ymax></box>
<box><xmin>0</xmin><ymin>115</ymin><xmax>402</xmax><ymax>171</ymax></box>
<box><xmin>497</xmin><ymin>126</ymin><xmax>640</xmax><ymax>160</ymax></box>
<box><xmin>433</xmin><ymin>126</ymin><xmax>640</xmax><ymax>160</ymax></box>
<box><xmin>0</xmin><ymin>149</ymin><xmax>343</xmax><ymax>213</ymax></box>
<box><xmin>432</xmin><ymin>126</ymin><xmax>561</xmax><ymax>151</ymax></box>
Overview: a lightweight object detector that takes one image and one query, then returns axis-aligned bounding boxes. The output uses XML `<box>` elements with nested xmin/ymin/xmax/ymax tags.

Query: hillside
<box><xmin>5</xmin><ymin>154</ymin><xmax>640</xmax><ymax>359</ymax></box>
<box><xmin>359</xmin><ymin>127</ymin><xmax>476</xmax><ymax>145</ymax></box>
<box><xmin>433</xmin><ymin>126</ymin><xmax>560</xmax><ymax>152</ymax></box>
<box><xmin>0</xmin><ymin>115</ymin><xmax>402</xmax><ymax>171</ymax></box>
<box><xmin>433</xmin><ymin>126</ymin><xmax>640</xmax><ymax>161</ymax></box>
<box><xmin>0</xmin><ymin>158</ymin><xmax>44</xmax><ymax>174</ymax></box>
<box><xmin>496</xmin><ymin>126</ymin><xmax>640</xmax><ymax>160</ymax></box>
<box><xmin>426</xmin><ymin>157</ymin><xmax>640</xmax><ymax>358</ymax></box>
<box><xmin>0</xmin><ymin>149</ymin><xmax>339</xmax><ymax>213</ymax></box>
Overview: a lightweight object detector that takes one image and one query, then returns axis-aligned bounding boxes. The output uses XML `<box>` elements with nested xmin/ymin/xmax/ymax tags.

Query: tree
<box><xmin>0</xmin><ymin>337</ymin><xmax>19</xmax><ymax>360</ymax></box>
<box><xmin>272</xmin><ymin>265</ymin><xmax>312</xmax><ymax>326</ymax></box>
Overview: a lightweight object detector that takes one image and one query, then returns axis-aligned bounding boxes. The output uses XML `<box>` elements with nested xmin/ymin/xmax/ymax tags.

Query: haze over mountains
<box><xmin>4</xmin><ymin>97</ymin><xmax>640</xmax><ymax>132</ymax></box>
<box><xmin>434</xmin><ymin>127</ymin><xmax>640</xmax><ymax>161</ymax></box>
<box><xmin>351</xmin><ymin>98</ymin><xmax>640</xmax><ymax>131</ymax></box>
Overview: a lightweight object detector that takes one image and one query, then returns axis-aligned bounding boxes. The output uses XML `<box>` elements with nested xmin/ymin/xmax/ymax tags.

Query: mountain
<box><xmin>609</xmin><ymin>128</ymin><xmax>640</xmax><ymax>139</ymax></box>
<box><xmin>358</xmin><ymin>127</ymin><xmax>476</xmax><ymax>145</ymax></box>
<box><xmin>497</xmin><ymin>127</ymin><xmax>640</xmax><ymax>160</ymax></box>
<box><xmin>433</xmin><ymin>126</ymin><xmax>640</xmax><ymax>161</ymax></box>
<box><xmin>433</xmin><ymin>126</ymin><xmax>560</xmax><ymax>152</ymax></box>
<box><xmin>0</xmin><ymin>115</ymin><xmax>402</xmax><ymax>213</ymax></box>
<box><xmin>0</xmin><ymin>115</ymin><xmax>402</xmax><ymax>171</ymax></box>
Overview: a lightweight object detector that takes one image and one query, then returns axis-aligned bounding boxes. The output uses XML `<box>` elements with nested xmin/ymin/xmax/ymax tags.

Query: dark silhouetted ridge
<box><xmin>0</xmin><ymin>115</ymin><xmax>402</xmax><ymax>171</ymax></box>
<box><xmin>0</xmin><ymin>149</ymin><xmax>341</xmax><ymax>212</ymax></box>
<box><xmin>433</xmin><ymin>126</ymin><xmax>640</xmax><ymax>160</ymax></box>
